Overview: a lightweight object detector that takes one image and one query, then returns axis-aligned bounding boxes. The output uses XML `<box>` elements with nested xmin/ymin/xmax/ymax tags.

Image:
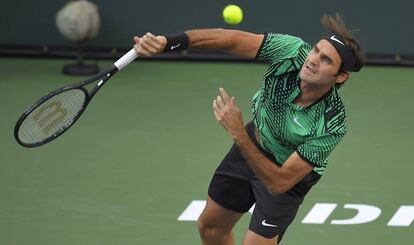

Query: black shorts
<box><xmin>208</xmin><ymin>121</ymin><xmax>321</xmax><ymax>242</ymax></box>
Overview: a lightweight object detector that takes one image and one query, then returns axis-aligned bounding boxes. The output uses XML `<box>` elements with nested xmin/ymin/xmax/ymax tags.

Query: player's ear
<box><xmin>335</xmin><ymin>71</ymin><xmax>350</xmax><ymax>85</ymax></box>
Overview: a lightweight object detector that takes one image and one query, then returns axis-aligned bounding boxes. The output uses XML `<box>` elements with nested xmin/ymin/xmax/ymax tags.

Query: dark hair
<box><xmin>321</xmin><ymin>13</ymin><xmax>365</xmax><ymax>73</ymax></box>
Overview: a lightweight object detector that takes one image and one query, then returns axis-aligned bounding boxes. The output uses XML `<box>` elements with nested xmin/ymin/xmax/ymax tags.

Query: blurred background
<box><xmin>1</xmin><ymin>0</ymin><xmax>413</xmax><ymax>64</ymax></box>
<box><xmin>0</xmin><ymin>1</ymin><xmax>413</xmax><ymax>244</ymax></box>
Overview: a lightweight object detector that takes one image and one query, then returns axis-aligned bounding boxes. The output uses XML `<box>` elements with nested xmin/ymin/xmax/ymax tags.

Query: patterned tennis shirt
<box><xmin>253</xmin><ymin>33</ymin><xmax>347</xmax><ymax>175</ymax></box>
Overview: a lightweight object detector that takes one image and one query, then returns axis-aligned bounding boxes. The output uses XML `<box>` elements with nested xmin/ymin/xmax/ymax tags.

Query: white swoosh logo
<box><xmin>170</xmin><ymin>43</ymin><xmax>181</xmax><ymax>50</ymax></box>
<box><xmin>293</xmin><ymin>116</ymin><xmax>305</xmax><ymax>129</ymax></box>
<box><xmin>330</xmin><ymin>35</ymin><xmax>345</xmax><ymax>46</ymax></box>
<box><xmin>262</xmin><ymin>220</ymin><xmax>278</xmax><ymax>227</ymax></box>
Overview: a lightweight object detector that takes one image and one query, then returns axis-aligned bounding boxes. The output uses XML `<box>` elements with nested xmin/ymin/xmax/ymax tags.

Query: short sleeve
<box><xmin>296</xmin><ymin>131</ymin><xmax>345</xmax><ymax>174</ymax></box>
<box><xmin>256</xmin><ymin>33</ymin><xmax>305</xmax><ymax>63</ymax></box>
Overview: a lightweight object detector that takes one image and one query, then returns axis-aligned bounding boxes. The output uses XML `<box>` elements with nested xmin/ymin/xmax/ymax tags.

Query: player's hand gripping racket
<box><xmin>14</xmin><ymin>49</ymin><xmax>138</xmax><ymax>147</ymax></box>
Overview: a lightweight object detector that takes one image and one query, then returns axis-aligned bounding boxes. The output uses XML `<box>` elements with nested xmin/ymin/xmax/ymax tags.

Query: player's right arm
<box><xmin>186</xmin><ymin>29</ymin><xmax>264</xmax><ymax>58</ymax></box>
<box><xmin>133</xmin><ymin>29</ymin><xmax>264</xmax><ymax>59</ymax></box>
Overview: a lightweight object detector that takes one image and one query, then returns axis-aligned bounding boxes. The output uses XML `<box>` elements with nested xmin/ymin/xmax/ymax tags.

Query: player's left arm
<box><xmin>234</xmin><ymin>133</ymin><xmax>313</xmax><ymax>194</ymax></box>
<box><xmin>213</xmin><ymin>87</ymin><xmax>313</xmax><ymax>194</ymax></box>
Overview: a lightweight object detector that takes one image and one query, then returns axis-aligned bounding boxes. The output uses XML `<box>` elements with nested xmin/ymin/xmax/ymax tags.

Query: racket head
<box><xmin>14</xmin><ymin>86</ymin><xmax>90</xmax><ymax>147</ymax></box>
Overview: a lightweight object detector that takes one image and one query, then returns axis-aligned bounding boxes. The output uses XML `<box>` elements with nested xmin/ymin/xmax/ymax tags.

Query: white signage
<box><xmin>178</xmin><ymin>201</ymin><xmax>414</xmax><ymax>227</ymax></box>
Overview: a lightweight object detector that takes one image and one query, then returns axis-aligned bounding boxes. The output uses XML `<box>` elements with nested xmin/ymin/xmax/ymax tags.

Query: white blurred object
<box><xmin>55</xmin><ymin>0</ymin><xmax>100</xmax><ymax>75</ymax></box>
<box><xmin>56</xmin><ymin>0</ymin><xmax>100</xmax><ymax>42</ymax></box>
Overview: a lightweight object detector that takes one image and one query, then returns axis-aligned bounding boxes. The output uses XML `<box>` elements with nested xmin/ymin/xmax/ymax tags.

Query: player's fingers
<box><xmin>148</xmin><ymin>33</ymin><xmax>167</xmax><ymax>45</ymax></box>
<box><xmin>213</xmin><ymin>109</ymin><xmax>221</xmax><ymax>122</ymax></box>
<box><xmin>133</xmin><ymin>36</ymin><xmax>140</xmax><ymax>44</ymax></box>
<box><xmin>133</xmin><ymin>43</ymin><xmax>145</xmax><ymax>56</ymax></box>
<box><xmin>231</xmin><ymin>97</ymin><xmax>236</xmax><ymax>105</ymax></box>
<box><xmin>219</xmin><ymin>87</ymin><xmax>231</xmax><ymax>102</ymax></box>
<box><xmin>216</xmin><ymin>95</ymin><xmax>225</xmax><ymax>108</ymax></box>
<box><xmin>213</xmin><ymin>99</ymin><xmax>219</xmax><ymax>110</ymax></box>
<box><xmin>230</xmin><ymin>97</ymin><xmax>241</xmax><ymax>113</ymax></box>
<box><xmin>142</xmin><ymin>33</ymin><xmax>160</xmax><ymax>50</ymax></box>
<box><xmin>214</xmin><ymin>97</ymin><xmax>222</xmax><ymax>109</ymax></box>
<box><xmin>135</xmin><ymin>43</ymin><xmax>152</xmax><ymax>57</ymax></box>
<box><xmin>146</xmin><ymin>32</ymin><xmax>164</xmax><ymax>46</ymax></box>
<box><xmin>140</xmin><ymin>40</ymin><xmax>158</xmax><ymax>55</ymax></box>
<box><xmin>213</xmin><ymin>101</ymin><xmax>222</xmax><ymax>120</ymax></box>
<box><xmin>143</xmin><ymin>32</ymin><xmax>167</xmax><ymax>53</ymax></box>
<box><xmin>133</xmin><ymin>37</ymin><xmax>142</xmax><ymax>54</ymax></box>
<box><xmin>133</xmin><ymin>43</ymin><xmax>139</xmax><ymax>54</ymax></box>
<box><xmin>133</xmin><ymin>36</ymin><xmax>153</xmax><ymax>57</ymax></box>
<box><xmin>144</xmin><ymin>32</ymin><xmax>161</xmax><ymax>42</ymax></box>
<box><xmin>155</xmin><ymin>35</ymin><xmax>168</xmax><ymax>52</ymax></box>
<box><xmin>145</xmin><ymin>32</ymin><xmax>157</xmax><ymax>40</ymax></box>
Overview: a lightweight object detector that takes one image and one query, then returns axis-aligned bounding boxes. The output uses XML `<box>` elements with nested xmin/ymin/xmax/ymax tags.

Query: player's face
<box><xmin>299</xmin><ymin>39</ymin><xmax>346</xmax><ymax>87</ymax></box>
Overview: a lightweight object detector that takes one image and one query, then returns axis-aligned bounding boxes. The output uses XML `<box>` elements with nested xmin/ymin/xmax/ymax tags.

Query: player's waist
<box><xmin>246</xmin><ymin>121</ymin><xmax>281</xmax><ymax>166</ymax></box>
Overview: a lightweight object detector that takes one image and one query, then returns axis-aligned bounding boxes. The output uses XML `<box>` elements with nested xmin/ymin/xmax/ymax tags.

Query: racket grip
<box><xmin>114</xmin><ymin>48</ymin><xmax>139</xmax><ymax>70</ymax></box>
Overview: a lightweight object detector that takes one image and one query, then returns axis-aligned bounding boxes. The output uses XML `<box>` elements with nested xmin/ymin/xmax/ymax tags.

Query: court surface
<box><xmin>0</xmin><ymin>57</ymin><xmax>413</xmax><ymax>244</ymax></box>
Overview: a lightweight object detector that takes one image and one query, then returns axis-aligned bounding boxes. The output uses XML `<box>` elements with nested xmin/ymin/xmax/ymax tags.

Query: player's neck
<box><xmin>294</xmin><ymin>80</ymin><xmax>333</xmax><ymax>108</ymax></box>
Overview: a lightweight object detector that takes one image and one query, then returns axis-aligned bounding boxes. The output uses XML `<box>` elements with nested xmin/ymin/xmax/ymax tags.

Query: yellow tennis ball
<box><xmin>222</xmin><ymin>5</ymin><xmax>243</xmax><ymax>25</ymax></box>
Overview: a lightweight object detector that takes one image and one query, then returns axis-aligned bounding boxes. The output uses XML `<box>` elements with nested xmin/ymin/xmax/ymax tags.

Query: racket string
<box><xmin>18</xmin><ymin>89</ymin><xmax>86</xmax><ymax>145</ymax></box>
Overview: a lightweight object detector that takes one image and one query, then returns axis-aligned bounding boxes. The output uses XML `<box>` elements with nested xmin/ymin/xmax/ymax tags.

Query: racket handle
<box><xmin>114</xmin><ymin>48</ymin><xmax>139</xmax><ymax>70</ymax></box>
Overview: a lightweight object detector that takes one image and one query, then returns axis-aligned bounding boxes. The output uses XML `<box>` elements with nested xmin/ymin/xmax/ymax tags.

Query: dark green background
<box><xmin>1</xmin><ymin>0</ymin><xmax>413</xmax><ymax>54</ymax></box>
<box><xmin>0</xmin><ymin>57</ymin><xmax>413</xmax><ymax>244</ymax></box>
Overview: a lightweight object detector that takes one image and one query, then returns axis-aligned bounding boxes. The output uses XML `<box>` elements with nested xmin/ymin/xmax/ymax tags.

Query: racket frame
<box><xmin>14</xmin><ymin>66</ymin><xmax>118</xmax><ymax>147</ymax></box>
<box><xmin>14</xmin><ymin>48</ymin><xmax>138</xmax><ymax>147</ymax></box>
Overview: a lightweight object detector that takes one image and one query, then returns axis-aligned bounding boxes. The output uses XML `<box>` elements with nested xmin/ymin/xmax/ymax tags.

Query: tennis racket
<box><xmin>14</xmin><ymin>48</ymin><xmax>138</xmax><ymax>147</ymax></box>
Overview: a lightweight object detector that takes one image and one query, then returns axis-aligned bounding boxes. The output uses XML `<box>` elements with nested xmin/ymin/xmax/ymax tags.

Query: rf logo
<box><xmin>33</xmin><ymin>101</ymin><xmax>67</xmax><ymax>134</ymax></box>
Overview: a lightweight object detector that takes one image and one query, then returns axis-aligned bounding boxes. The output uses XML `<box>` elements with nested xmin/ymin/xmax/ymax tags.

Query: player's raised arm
<box><xmin>134</xmin><ymin>29</ymin><xmax>264</xmax><ymax>59</ymax></box>
<box><xmin>186</xmin><ymin>29</ymin><xmax>264</xmax><ymax>58</ymax></box>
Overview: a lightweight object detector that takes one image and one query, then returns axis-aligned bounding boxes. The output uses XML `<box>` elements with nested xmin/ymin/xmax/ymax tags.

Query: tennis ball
<box><xmin>222</xmin><ymin>5</ymin><xmax>243</xmax><ymax>25</ymax></box>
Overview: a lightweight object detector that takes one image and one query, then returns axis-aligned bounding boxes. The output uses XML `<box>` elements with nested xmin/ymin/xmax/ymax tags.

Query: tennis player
<box><xmin>133</xmin><ymin>14</ymin><xmax>364</xmax><ymax>245</ymax></box>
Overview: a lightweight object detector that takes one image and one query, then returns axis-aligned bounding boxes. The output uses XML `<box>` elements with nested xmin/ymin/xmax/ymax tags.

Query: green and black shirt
<box><xmin>253</xmin><ymin>33</ymin><xmax>347</xmax><ymax>175</ymax></box>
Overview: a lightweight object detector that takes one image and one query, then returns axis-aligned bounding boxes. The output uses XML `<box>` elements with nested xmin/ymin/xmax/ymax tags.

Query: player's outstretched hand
<box><xmin>133</xmin><ymin>32</ymin><xmax>167</xmax><ymax>57</ymax></box>
<box><xmin>213</xmin><ymin>87</ymin><xmax>245</xmax><ymax>139</ymax></box>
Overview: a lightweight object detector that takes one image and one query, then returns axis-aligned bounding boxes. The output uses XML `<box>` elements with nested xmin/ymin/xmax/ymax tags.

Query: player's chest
<box><xmin>271</xmin><ymin>101</ymin><xmax>321</xmax><ymax>147</ymax></box>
